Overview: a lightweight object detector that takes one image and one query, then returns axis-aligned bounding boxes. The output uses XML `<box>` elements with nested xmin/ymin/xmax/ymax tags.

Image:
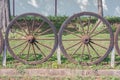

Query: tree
<box><xmin>98</xmin><ymin>0</ymin><xmax>103</xmax><ymax>16</ymax></box>
<box><xmin>55</xmin><ymin>0</ymin><xmax>57</xmax><ymax>16</ymax></box>
<box><xmin>0</xmin><ymin>0</ymin><xmax>3</xmax><ymax>29</ymax></box>
<box><xmin>0</xmin><ymin>0</ymin><xmax>10</xmax><ymax>32</ymax></box>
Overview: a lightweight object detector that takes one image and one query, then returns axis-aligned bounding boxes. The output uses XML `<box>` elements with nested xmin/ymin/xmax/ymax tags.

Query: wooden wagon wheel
<box><xmin>5</xmin><ymin>13</ymin><xmax>58</xmax><ymax>64</ymax></box>
<box><xmin>58</xmin><ymin>12</ymin><xmax>114</xmax><ymax>65</ymax></box>
<box><xmin>0</xmin><ymin>30</ymin><xmax>3</xmax><ymax>54</ymax></box>
<box><xmin>115</xmin><ymin>26</ymin><xmax>120</xmax><ymax>55</ymax></box>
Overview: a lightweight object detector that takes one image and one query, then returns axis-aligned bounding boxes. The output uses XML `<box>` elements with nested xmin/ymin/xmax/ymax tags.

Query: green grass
<box><xmin>0</xmin><ymin>31</ymin><xmax>119</xmax><ymax>70</ymax></box>
<box><xmin>1</xmin><ymin>52</ymin><xmax>120</xmax><ymax>70</ymax></box>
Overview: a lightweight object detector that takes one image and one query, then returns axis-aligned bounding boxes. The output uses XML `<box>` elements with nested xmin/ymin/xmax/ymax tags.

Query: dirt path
<box><xmin>0</xmin><ymin>69</ymin><xmax>120</xmax><ymax>77</ymax></box>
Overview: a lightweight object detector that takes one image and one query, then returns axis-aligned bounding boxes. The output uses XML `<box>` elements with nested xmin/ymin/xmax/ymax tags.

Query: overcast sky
<box><xmin>10</xmin><ymin>0</ymin><xmax>120</xmax><ymax>16</ymax></box>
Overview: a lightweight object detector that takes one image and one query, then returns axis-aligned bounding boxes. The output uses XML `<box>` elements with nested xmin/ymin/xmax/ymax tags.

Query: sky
<box><xmin>10</xmin><ymin>0</ymin><xmax>120</xmax><ymax>16</ymax></box>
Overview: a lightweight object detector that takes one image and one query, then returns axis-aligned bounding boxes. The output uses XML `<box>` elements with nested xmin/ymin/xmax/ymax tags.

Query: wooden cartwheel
<box><xmin>115</xmin><ymin>25</ymin><xmax>120</xmax><ymax>56</ymax></box>
<box><xmin>5</xmin><ymin>13</ymin><xmax>58</xmax><ymax>64</ymax></box>
<box><xmin>58</xmin><ymin>12</ymin><xmax>114</xmax><ymax>65</ymax></box>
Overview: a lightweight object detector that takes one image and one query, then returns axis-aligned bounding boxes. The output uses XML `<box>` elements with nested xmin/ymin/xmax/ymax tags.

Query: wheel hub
<box><xmin>81</xmin><ymin>35</ymin><xmax>91</xmax><ymax>44</ymax></box>
<box><xmin>26</xmin><ymin>35</ymin><xmax>36</xmax><ymax>43</ymax></box>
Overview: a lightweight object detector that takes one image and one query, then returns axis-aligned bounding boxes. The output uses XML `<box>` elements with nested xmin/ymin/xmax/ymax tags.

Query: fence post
<box><xmin>111</xmin><ymin>46</ymin><xmax>115</xmax><ymax>68</ymax></box>
<box><xmin>57</xmin><ymin>44</ymin><xmax>61</xmax><ymax>64</ymax></box>
<box><xmin>2</xmin><ymin>39</ymin><xmax>6</xmax><ymax>67</ymax></box>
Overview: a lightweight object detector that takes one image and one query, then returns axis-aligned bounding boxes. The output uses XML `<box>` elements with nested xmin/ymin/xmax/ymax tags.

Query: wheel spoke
<box><xmin>81</xmin><ymin>44</ymin><xmax>85</xmax><ymax>58</ymax></box>
<box><xmin>90</xmin><ymin>41</ymin><xmax>108</xmax><ymax>50</ymax></box>
<box><xmin>86</xmin><ymin>44</ymin><xmax>92</xmax><ymax>61</ymax></box>
<box><xmin>34</xmin><ymin>21</ymin><xmax>45</xmax><ymax>33</ymax></box>
<box><xmin>72</xmin><ymin>43</ymin><xmax>83</xmax><ymax>55</ymax></box>
<box><xmin>35</xmin><ymin>41</ymin><xmax>52</xmax><ymax>50</ymax></box>
<box><xmin>89</xmin><ymin>20</ymin><xmax>101</xmax><ymax>35</ymax></box>
<box><xmin>26</xmin><ymin>43</ymin><xmax>31</xmax><ymax>59</ymax></box>
<box><xmin>24</xmin><ymin>18</ymin><xmax>30</xmax><ymax>34</ymax></box>
<box><xmin>91</xmin><ymin>27</ymin><xmax>108</xmax><ymax>38</ymax></box>
<box><xmin>89</xmin><ymin>43</ymin><xmax>100</xmax><ymax>57</ymax></box>
<box><xmin>19</xmin><ymin>42</ymin><xmax>28</xmax><ymax>56</ymax></box>
<box><xmin>78</xmin><ymin>18</ymin><xmax>85</xmax><ymax>34</ymax></box>
<box><xmin>36</xmin><ymin>38</ymin><xmax>54</xmax><ymax>41</ymax></box>
<box><xmin>34</xmin><ymin>42</ymin><xmax>46</xmax><ymax>57</ymax></box>
<box><xmin>31</xmin><ymin>17</ymin><xmax>35</xmax><ymax>35</ymax></box>
<box><xmin>12</xmin><ymin>41</ymin><xmax>27</xmax><ymax>49</ymax></box>
<box><xmin>9</xmin><ymin>38</ymin><xmax>26</xmax><ymax>40</ymax></box>
<box><xmin>39</xmin><ymin>28</ymin><xmax>52</xmax><ymax>35</ymax></box>
<box><xmin>32</xmin><ymin>44</ymin><xmax>37</xmax><ymax>60</ymax></box>
<box><xmin>15</xmin><ymin>31</ymin><xmax>26</xmax><ymax>37</ymax></box>
<box><xmin>86</xmin><ymin>17</ymin><xmax>91</xmax><ymax>34</ymax></box>
<box><xmin>15</xmin><ymin>20</ymin><xmax>28</xmax><ymax>35</ymax></box>
<box><xmin>91</xmin><ymin>38</ymin><xmax>110</xmax><ymax>41</ymax></box>
<box><xmin>64</xmin><ymin>29</ymin><xmax>81</xmax><ymax>38</ymax></box>
<box><xmin>65</xmin><ymin>41</ymin><xmax>81</xmax><ymax>50</ymax></box>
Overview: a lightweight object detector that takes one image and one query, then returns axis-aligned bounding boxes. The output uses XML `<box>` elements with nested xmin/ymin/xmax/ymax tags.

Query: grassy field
<box><xmin>0</xmin><ymin>32</ymin><xmax>120</xmax><ymax>69</ymax></box>
<box><xmin>1</xmin><ymin>50</ymin><xmax>120</xmax><ymax>70</ymax></box>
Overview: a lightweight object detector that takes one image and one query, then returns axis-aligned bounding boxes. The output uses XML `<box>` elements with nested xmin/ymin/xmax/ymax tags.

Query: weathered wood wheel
<box><xmin>0</xmin><ymin>30</ymin><xmax>3</xmax><ymax>54</ymax></box>
<box><xmin>115</xmin><ymin>26</ymin><xmax>120</xmax><ymax>56</ymax></box>
<box><xmin>5</xmin><ymin>13</ymin><xmax>58</xmax><ymax>64</ymax></box>
<box><xmin>58</xmin><ymin>12</ymin><xmax>114</xmax><ymax>65</ymax></box>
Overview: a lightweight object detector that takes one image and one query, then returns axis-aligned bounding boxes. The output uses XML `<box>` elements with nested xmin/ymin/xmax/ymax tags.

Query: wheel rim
<box><xmin>115</xmin><ymin>26</ymin><xmax>120</xmax><ymax>55</ymax></box>
<box><xmin>6</xmin><ymin>13</ymin><xmax>58</xmax><ymax>64</ymax></box>
<box><xmin>58</xmin><ymin>12</ymin><xmax>114</xmax><ymax>65</ymax></box>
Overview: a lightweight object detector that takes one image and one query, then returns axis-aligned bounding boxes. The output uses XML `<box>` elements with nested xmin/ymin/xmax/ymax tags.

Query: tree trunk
<box><xmin>0</xmin><ymin>0</ymin><xmax>10</xmax><ymax>32</ymax></box>
<box><xmin>98</xmin><ymin>0</ymin><xmax>103</xmax><ymax>16</ymax></box>
<box><xmin>0</xmin><ymin>0</ymin><xmax>3</xmax><ymax>29</ymax></box>
<box><xmin>55</xmin><ymin>0</ymin><xmax>57</xmax><ymax>16</ymax></box>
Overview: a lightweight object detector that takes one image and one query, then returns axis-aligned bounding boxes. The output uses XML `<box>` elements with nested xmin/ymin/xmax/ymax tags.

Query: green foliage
<box><xmin>48</xmin><ymin>16</ymin><xmax>67</xmax><ymax>31</ymax></box>
<box><xmin>10</xmin><ymin>16</ymin><xmax>120</xmax><ymax>32</ymax></box>
<box><xmin>105</xmin><ymin>16</ymin><xmax>120</xmax><ymax>24</ymax></box>
<box><xmin>51</xmin><ymin>61</ymin><xmax>58</xmax><ymax>68</ymax></box>
<box><xmin>10</xmin><ymin>16</ymin><xmax>120</xmax><ymax>23</ymax></box>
